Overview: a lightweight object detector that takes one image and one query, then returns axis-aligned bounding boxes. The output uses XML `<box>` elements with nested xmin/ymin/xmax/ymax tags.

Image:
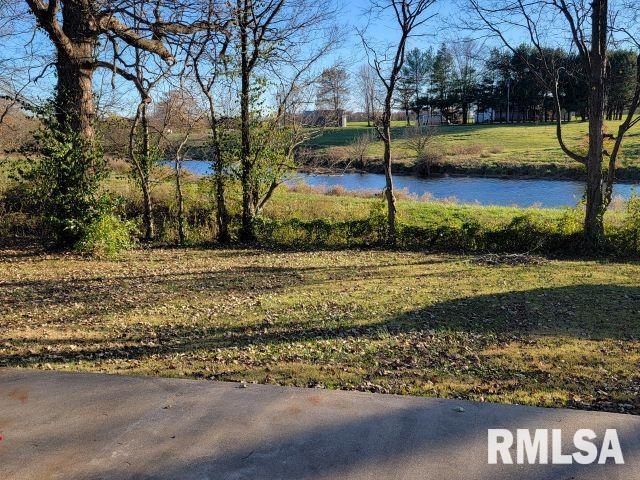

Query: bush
<box><xmin>449</xmin><ymin>144</ymin><xmax>486</xmax><ymax>156</ymax></box>
<box><xmin>613</xmin><ymin>192</ymin><xmax>640</xmax><ymax>255</ymax></box>
<box><xmin>19</xmin><ymin>114</ymin><xmax>107</xmax><ymax>248</ymax></box>
<box><xmin>74</xmin><ymin>213</ymin><xmax>135</xmax><ymax>258</ymax></box>
<box><xmin>413</xmin><ymin>148</ymin><xmax>444</xmax><ymax>177</ymax></box>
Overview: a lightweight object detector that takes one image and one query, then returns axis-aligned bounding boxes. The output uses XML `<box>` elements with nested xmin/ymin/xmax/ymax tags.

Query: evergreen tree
<box><xmin>400</xmin><ymin>48</ymin><xmax>433</xmax><ymax>116</ymax></box>
<box><xmin>606</xmin><ymin>50</ymin><xmax>638</xmax><ymax>120</ymax></box>
<box><xmin>430</xmin><ymin>44</ymin><xmax>455</xmax><ymax>120</ymax></box>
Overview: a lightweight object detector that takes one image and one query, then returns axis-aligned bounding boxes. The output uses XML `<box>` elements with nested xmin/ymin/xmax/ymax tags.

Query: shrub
<box><xmin>449</xmin><ymin>144</ymin><xmax>485</xmax><ymax>156</ymax></box>
<box><xmin>487</xmin><ymin>214</ymin><xmax>549</xmax><ymax>252</ymax></box>
<box><xmin>616</xmin><ymin>192</ymin><xmax>640</xmax><ymax>255</ymax></box>
<box><xmin>414</xmin><ymin>148</ymin><xmax>445</xmax><ymax>177</ymax></box>
<box><xmin>74</xmin><ymin>212</ymin><xmax>135</xmax><ymax>258</ymax></box>
<box><xmin>19</xmin><ymin>113</ymin><xmax>107</xmax><ymax>248</ymax></box>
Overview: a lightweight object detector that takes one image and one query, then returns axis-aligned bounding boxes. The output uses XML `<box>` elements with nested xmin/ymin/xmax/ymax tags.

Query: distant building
<box><xmin>417</xmin><ymin>109</ymin><xmax>476</xmax><ymax>126</ymax></box>
<box><xmin>417</xmin><ymin>112</ymin><xmax>449</xmax><ymax>126</ymax></box>
<box><xmin>301</xmin><ymin>109</ymin><xmax>348</xmax><ymax>128</ymax></box>
<box><xmin>475</xmin><ymin>109</ymin><xmax>495</xmax><ymax>124</ymax></box>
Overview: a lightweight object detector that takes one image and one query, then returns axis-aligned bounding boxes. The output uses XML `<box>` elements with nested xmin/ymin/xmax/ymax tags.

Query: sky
<box><xmin>0</xmin><ymin>0</ymin><xmax>577</xmax><ymax>115</ymax></box>
<box><xmin>331</xmin><ymin>1</ymin><xmax>462</xmax><ymax>68</ymax></box>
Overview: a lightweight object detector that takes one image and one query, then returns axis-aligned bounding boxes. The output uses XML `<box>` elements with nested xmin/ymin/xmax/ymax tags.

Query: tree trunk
<box><xmin>213</xmin><ymin>135</ymin><xmax>230</xmax><ymax>244</ymax></box>
<box><xmin>238</xmin><ymin>15</ymin><xmax>256</xmax><ymax>243</ymax></box>
<box><xmin>462</xmin><ymin>103</ymin><xmax>468</xmax><ymax>125</ymax></box>
<box><xmin>55</xmin><ymin>1</ymin><xmax>97</xmax><ymax>142</ymax></box>
<box><xmin>141</xmin><ymin>178</ymin><xmax>154</xmax><ymax>241</ymax></box>
<box><xmin>140</xmin><ymin>104</ymin><xmax>154</xmax><ymax>241</ymax></box>
<box><xmin>175</xmin><ymin>159</ymin><xmax>186</xmax><ymax>245</ymax></box>
<box><xmin>55</xmin><ymin>55</ymin><xmax>95</xmax><ymax>142</ymax></box>
<box><xmin>584</xmin><ymin>84</ymin><xmax>606</xmax><ymax>246</ymax></box>
<box><xmin>583</xmin><ymin>0</ymin><xmax>608</xmax><ymax>247</ymax></box>
<box><xmin>382</xmin><ymin>120</ymin><xmax>396</xmax><ymax>244</ymax></box>
<box><xmin>239</xmin><ymin>102</ymin><xmax>255</xmax><ymax>242</ymax></box>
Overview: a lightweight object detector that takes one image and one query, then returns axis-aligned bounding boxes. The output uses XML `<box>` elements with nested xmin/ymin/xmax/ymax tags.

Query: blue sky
<box><xmin>2</xmin><ymin>1</ymin><xmax>496</xmax><ymax>114</ymax></box>
<box><xmin>332</xmin><ymin>1</ymin><xmax>462</xmax><ymax>66</ymax></box>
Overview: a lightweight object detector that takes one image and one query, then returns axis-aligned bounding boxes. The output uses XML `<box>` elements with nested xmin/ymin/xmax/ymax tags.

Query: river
<box><xmin>178</xmin><ymin>160</ymin><xmax>638</xmax><ymax>208</ymax></box>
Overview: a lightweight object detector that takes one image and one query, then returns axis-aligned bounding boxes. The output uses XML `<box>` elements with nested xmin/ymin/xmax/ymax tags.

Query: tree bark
<box><xmin>52</xmin><ymin>2</ymin><xmax>97</xmax><ymax>143</ymax></box>
<box><xmin>213</xmin><ymin>127</ymin><xmax>230</xmax><ymax>244</ymax></box>
<box><xmin>380</xmin><ymin>104</ymin><xmax>396</xmax><ymax>244</ymax></box>
<box><xmin>140</xmin><ymin>103</ymin><xmax>154</xmax><ymax>241</ymax></box>
<box><xmin>238</xmin><ymin>5</ymin><xmax>256</xmax><ymax>243</ymax></box>
<box><xmin>175</xmin><ymin>159</ymin><xmax>186</xmax><ymax>245</ymax></box>
<box><xmin>382</xmin><ymin>127</ymin><xmax>396</xmax><ymax>244</ymax></box>
<box><xmin>141</xmin><ymin>178</ymin><xmax>154</xmax><ymax>241</ymax></box>
<box><xmin>583</xmin><ymin>0</ymin><xmax>608</xmax><ymax>246</ymax></box>
<box><xmin>239</xmin><ymin>73</ymin><xmax>255</xmax><ymax>243</ymax></box>
<box><xmin>129</xmin><ymin>101</ymin><xmax>155</xmax><ymax>241</ymax></box>
<box><xmin>55</xmin><ymin>52</ymin><xmax>95</xmax><ymax>142</ymax></box>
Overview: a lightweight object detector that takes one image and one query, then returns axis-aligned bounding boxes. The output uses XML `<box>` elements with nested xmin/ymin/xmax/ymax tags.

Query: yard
<box><xmin>2</xmin><ymin>240</ymin><xmax>639</xmax><ymax>414</ymax></box>
<box><xmin>309</xmin><ymin>121</ymin><xmax>640</xmax><ymax>179</ymax></box>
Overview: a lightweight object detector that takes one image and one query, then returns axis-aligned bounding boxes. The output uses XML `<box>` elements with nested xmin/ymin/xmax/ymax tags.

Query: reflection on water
<box><xmin>178</xmin><ymin>161</ymin><xmax>638</xmax><ymax>209</ymax></box>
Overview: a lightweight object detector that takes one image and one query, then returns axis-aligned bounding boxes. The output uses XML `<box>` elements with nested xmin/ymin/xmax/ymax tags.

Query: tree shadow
<box><xmin>0</xmin><ymin>237</ymin><xmax>47</xmax><ymax>259</ymax></box>
<box><xmin>2</xmin><ymin>280</ymin><xmax>639</xmax><ymax>413</ymax></box>
<box><xmin>0</xmin><ymin>255</ymin><xmax>450</xmax><ymax>325</ymax></box>
<box><xmin>6</xmin><ymin>371</ymin><xmax>638</xmax><ymax>480</ymax></box>
<box><xmin>2</xmin><ymin>281</ymin><xmax>638</xmax><ymax>353</ymax></box>
<box><xmin>109</xmin><ymin>403</ymin><xmax>640</xmax><ymax>480</ymax></box>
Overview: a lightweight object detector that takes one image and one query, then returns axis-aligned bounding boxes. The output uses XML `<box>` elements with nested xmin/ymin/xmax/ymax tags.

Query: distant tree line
<box><xmin>394</xmin><ymin>43</ymin><xmax>639</xmax><ymax>124</ymax></box>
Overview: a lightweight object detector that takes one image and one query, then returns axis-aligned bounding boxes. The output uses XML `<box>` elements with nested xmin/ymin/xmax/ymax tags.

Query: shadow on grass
<box><xmin>1</xmin><ymin>245</ymin><xmax>639</xmax><ymax>413</ymax></box>
<box><xmin>0</xmin><ymin>256</ymin><xmax>453</xmax><ymax>324</ymax></box>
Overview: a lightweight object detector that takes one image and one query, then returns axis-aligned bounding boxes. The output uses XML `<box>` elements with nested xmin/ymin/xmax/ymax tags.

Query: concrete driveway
<box><xmin>0</xmin><ymin>369</ymin><xmax>638</xmax><ymax>479</ymax></box>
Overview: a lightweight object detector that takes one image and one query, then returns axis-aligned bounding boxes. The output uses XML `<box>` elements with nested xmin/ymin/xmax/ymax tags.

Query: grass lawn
<box><xmin>2</xmin><ymin>240</ymin><xmax>639</xmax><ymax>414</ymax></box>
<box><xmin>310</xmin><ymin>121</ymin><xmax>640</xmax><ymax>179</ymax></box>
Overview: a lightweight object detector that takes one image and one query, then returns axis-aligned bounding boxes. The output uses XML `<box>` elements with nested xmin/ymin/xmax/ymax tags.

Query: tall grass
<box><xmin>3</xmin><ymin>169</ymin><xmax>640</xmax><ymax>257</ymax></box>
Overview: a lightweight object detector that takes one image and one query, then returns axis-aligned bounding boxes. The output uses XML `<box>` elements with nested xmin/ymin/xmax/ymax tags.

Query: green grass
<box><xmin>310</xmin><ymin>121</ymin><xmax>640</xmax><ymax>179</ymax></box>
<box><xmin>2</xmin><ymin>146</ymin><xmax>640</xmax><ymax>414</ymax></box>
<box><xmin>2</xmin><ymin>241</ymin><xmax>639</xmax><ymax>414</ymax></box>
<box><xmin>266</xmin><ymin>188</ymin><xmax>574</xmax><ymax>225</ymax></box>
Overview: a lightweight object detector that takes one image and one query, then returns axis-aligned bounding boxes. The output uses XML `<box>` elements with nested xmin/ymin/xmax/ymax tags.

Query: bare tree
<box><xmin>112</xmin><ymin>40</ymin><xmax>175</xmax><ymax>242</ymax></box>
<box><xmin>452</xmin><ymin>37</ymin><xmax>480</xmax><ymax>125</ymax></box>
<box><xmin>468</xmin><ymin>0</ymin><xmax>640</xmax><ymax>247</ymax></box>
<box><xmin>315</xmin><ymin>63</ymin><xmax>350</xmax><ymax>123</ymax></box>
<box><xmin>152</xmin><ymin>86</ymin><xmax>205</xmax><ymax>245</ymax></box>
<box><xmin>357</xmin><ymin>63</ymin><xmax>381</xmax><ymax>126</ymax></box>
<box><xmin>347</xmin><ymin>131</ymin><xmax>375</xmax><ymax>168</ymax></box>
<box><xmin>234</xmin><ymin>0</ymin><xmax>339</xmax><ymax>241</ymax></box>
<box><xmin>26</xmin><ymin>0</ymin><xmax>212</xmax><ymax>140</ymax></box>
<box><xmin>128</xmin><ymin>59</ymin><xmax>165</xmax><ymax>241</ymax></box>
<box><xmin>188</xmin><ymin>11</ymin><xmax>233</xmax><ymax>243</ymax></box>
<box><xmin>404</xmin><ymin>124</ymin><xmax>438</xmax><ymax>175</ymax></box>
<box><xmin>359</xmin><ymin>0</ymin><xmax>438</xmax><ymax>243</ymax></box>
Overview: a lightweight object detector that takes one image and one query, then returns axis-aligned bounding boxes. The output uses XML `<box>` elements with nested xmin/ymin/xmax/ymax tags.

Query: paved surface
<box><xmin>0</xmin><ymin>369</ymin><xmax>639</xmax><ymax>480</ymax></box>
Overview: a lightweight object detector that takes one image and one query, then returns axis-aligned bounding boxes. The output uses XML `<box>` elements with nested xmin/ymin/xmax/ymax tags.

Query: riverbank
<box><xmin>3</xmin><ymin>160</ymin><xmax>640</xmax><ymax>257</ymax></box>
<box><xmin>301</xmin><ymin>151</ymin><xmax>640</xmax><ymax>182</ymax></box>
<box><xmin>51</xmin><ymin>174</ymin><xmax>616</xmax><ymax>256</ymax></box>
<box><xmin>305</xmin><ymin>120</ymin><xmax>640</xmax><ymax>181</ymax></box>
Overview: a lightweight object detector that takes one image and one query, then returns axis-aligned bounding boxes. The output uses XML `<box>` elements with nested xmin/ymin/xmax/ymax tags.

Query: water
<box><xmin>176</xmin><ymin>160</ymin><xmax>212</xmax><ymax>175</ymax></box>
<box><xmin>179</xmin><ymin>160</ymin><xmax>639</xmax><ymax>208</ymax></box>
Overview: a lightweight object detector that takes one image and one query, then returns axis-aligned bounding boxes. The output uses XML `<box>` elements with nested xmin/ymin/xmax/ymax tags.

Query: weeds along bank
<box><xmin>3</xmin><ymin>164</ymin><xmax>640</xmax><ymax>257</ymax></box>
<box><xmin>259</xmin><ymin>190</ymin><xmax>640</xmax><ymax>256</ymax></box>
